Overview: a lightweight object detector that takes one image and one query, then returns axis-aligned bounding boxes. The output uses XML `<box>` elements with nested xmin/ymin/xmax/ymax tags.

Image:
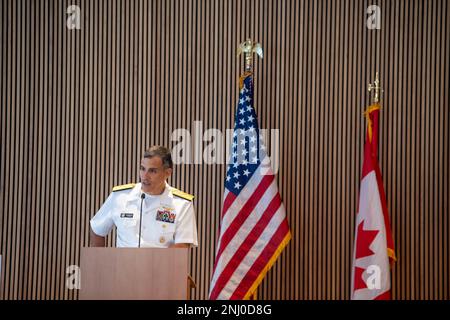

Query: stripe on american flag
<box><xmin>211</xmin><ymin>168</ymin><xmax>277</xmax><ymax>273</ymax></box>
<box><xmin>209</xmin><ymin>188</ymin><xmax>282</xmax><ymax>299</ymax></box>
<box><xmin>213</xmin><ymin>174</ymin><xmax>275</xmax><ymax>263</ymax></box>
<box><xmin>231</xmin><ymin>221</ymin><xmax>291</xmax><ymax>299</ymax></box>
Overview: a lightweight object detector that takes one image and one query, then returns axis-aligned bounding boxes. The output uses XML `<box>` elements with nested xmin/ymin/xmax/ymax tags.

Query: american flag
<box><xmin>209</xmin><ymin>72</ymin><xmax>291</xmax><ymax>300</ymax></box>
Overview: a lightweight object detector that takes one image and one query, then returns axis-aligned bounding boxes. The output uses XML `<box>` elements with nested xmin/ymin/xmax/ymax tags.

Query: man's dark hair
<box><xmin>143</xmin><ymin>146</ymin><xmax>173</xmax><ymax>169</ymax></box>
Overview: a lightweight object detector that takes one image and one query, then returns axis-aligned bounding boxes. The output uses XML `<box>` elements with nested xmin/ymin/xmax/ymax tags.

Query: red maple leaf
<box><xmin>355</xmin><ymin>220</ymin><xmax>379</xmax><ymax>259</ymax></box>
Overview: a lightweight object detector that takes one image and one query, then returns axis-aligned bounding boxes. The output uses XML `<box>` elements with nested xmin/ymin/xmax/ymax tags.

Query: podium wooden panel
<box><xmin>80</xmin><ymin>248</ymin><xmax>189</xmax><ymax>300</ymax></box>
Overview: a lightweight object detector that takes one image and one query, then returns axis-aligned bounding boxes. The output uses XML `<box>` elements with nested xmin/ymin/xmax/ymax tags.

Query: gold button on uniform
<box><xmin>159</xmin><ymin>236</ymin><xmax>165</xmax><ymax>243</ymax></box>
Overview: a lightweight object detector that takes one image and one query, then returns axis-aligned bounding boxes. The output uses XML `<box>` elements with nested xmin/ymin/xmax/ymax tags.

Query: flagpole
<box><xmin>365</xmin><ymin>72</ymin><xmax>383</xmax><ymax>142</ymax></box>
<box><xmin>234</xmin><ymin>39</ymin><xmax>264</xmax><ymax>300</ymax></box>
<box><xmin>368</xmin><ymin>72</ymin><xmax>382</xmax><ymax>104</ymax></box>
<box><xmin>209</xmin><ymin>39</ymin><xmax>291</xmax><ymax>300</ymax></box>
<box><xmin>352</xmin><ymin>72</ymin><xmax>395</xmax><ymax>300</ymax></box>
<box><xmin>245</xmin><ymin>45</ymin><xmax>253</xmax><ymax>72</ymax></box>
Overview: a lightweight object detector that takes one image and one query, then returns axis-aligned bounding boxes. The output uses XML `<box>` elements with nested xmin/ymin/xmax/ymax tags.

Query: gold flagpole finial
<box><xmin>368</xmin><ymin>72</ymin><xmax>383</xmax><ymax>104</ymax></box>
<box><xmin>237</xmin><ymin>39</ymin><xmax>263</xmax><ymax>72</ymax></box>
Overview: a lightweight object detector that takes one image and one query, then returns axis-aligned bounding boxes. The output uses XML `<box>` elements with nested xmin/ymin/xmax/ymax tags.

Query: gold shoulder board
<box><xmin>112</xmin><ymin>183</ymin><xmax>136</xmax><ymax>192</ymax></box>
<box><xmin>171</xmin><ymin>188</ymin><xmax>194</xmax><ymax>201</ymax></box>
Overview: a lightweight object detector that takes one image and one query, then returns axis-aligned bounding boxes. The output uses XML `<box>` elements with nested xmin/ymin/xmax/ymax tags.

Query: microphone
<box><xmin>138</xmin><ymin>193</ymin><xmax>145</xmax><ymax>248</ymax></box>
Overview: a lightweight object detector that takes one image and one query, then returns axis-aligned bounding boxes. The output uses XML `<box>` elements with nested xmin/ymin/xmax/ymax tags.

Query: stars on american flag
<box><xmin>225</xmin><ymin>76</ymin><xmax>267</xmax><ymax>195</ymax></box>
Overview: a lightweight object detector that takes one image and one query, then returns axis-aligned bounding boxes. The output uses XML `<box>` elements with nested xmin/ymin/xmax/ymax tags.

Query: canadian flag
<box><xmin>351</xmin><ymin>104</ymin><xmax>396</xmax><ymax>300</ymax></box>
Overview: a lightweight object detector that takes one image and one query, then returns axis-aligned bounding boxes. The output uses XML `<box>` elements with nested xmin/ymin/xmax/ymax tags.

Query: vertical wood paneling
<box><xmin>0</xmin><ymin>0</ymin><xmax>449</xmax><ymax>300</ymax></box>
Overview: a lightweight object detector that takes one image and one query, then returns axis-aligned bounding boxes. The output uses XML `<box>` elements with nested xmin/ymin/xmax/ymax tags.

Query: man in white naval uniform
<box><xmin>89</xmin><ymin>146</ymin><xmax>198</xmax><ymax>248</ymax></box>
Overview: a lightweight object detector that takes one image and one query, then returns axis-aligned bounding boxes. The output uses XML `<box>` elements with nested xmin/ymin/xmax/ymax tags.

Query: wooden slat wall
<box><xmin>0</xmin><ymin>0</ymin><xmax>449</xmax><ymax>300</ymax></box>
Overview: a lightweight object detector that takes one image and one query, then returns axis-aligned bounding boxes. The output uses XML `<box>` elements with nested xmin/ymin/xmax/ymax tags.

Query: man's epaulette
<box><xmin>171</xmin><ymin>187</ymin><xmax>194</xmax><ymax>201</ymax></box>
<box><xmin>112</xmin><ymin>183</ymin><xmax>136</xmax><ymax>192</ymax></box>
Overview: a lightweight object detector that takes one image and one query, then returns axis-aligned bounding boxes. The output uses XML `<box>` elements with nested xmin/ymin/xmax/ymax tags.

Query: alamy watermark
<box><xmin>366</xmin><ymin>5</ymin><xmax>381</xmax><ymax>30</ymax></box>
<box><xmin>66</xmin><ymin>5</ymin><xmax>81</xmax><ymax>30</ymax></box>
<box><xmin>365</xmin><ymin>264</ymin><xmax>381</xmax><ymax>290</ymax></box>
<box><xmin>170</xmin><ymin>121</ymin><xmax>280</xmax><ymax>174</ymax></box>
<box><xmin>66</xmin><ymin>265</ymin><xmax>80</xmax><ymax>289</ymax></box>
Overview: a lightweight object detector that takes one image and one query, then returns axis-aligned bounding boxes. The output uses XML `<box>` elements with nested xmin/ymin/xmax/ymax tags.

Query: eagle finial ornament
<box><xmin>237</xmin><ymin>39</ymin><xmax>263</xmax><ymax>71</ymax></box>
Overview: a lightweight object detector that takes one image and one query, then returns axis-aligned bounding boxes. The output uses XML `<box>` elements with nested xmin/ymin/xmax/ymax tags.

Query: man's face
<box><xmin>139</xmin><ymin>156</ymin><xmax>172</xmax><ymax>195</ymax></box>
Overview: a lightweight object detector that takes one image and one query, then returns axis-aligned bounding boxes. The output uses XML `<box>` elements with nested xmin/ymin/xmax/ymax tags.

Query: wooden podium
<box><xmin>80</xmin><ymin>247</ymin><xmax>193</xmax><ymax>300</ymax></box>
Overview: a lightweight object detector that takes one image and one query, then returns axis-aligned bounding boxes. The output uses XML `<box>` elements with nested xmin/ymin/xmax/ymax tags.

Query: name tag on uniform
<box><xmin>156</xmin><ymin>207</ymin><xmax>176</xmax><ymax>223</ymax></box>
<box><xmin>120</xmin><ymin>213</ymin><xmax>134</xmax><ymax>218</ymax></box>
